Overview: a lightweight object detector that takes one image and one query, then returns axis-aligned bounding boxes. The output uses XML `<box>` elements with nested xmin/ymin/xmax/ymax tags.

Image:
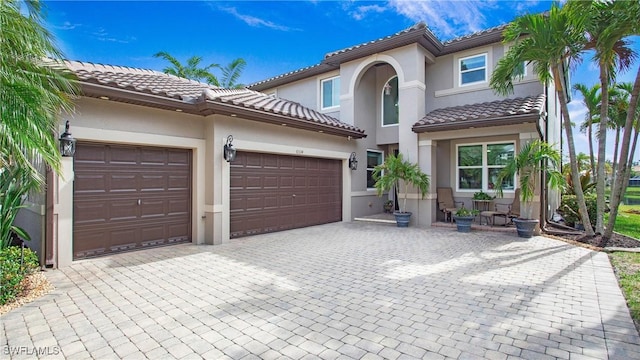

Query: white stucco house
<box><xmin>17</xmin><ymin>22</ymin><xmax>562</xmax><ymax>267</ymax></box>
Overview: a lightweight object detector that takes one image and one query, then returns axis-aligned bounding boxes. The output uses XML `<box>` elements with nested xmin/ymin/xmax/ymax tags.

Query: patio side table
<box><xmin>472</xmin><ymin>199</ymin><xmax>492</xmax><ymax>224</ymax></box>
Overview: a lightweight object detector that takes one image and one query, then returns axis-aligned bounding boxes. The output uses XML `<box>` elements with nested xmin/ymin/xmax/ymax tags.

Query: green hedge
<box><xmin>0</xmin><ymin>246</ymin><xmax>39</xmax><ymax>305</ymax></box>
<box><xmin>560</xmin><ymin>194</ymin><xmax>597</xmax><ymax>228</ymax></box>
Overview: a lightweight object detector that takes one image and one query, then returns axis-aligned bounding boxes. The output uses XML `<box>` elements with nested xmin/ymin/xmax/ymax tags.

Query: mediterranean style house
<box><xmin>16</xmin><ymin>22</ymin><xmax>561</xmax><ymax>267</ymax></box>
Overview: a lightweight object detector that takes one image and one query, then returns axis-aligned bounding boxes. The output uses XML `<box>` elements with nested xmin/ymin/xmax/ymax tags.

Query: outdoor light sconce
<box><xmin>349</xmin><ymin>152</ymin><xmax>358</xmax><ymax>170</ymax></box>
<box><xmin>223</xmin><ymin>135</ymin><xmax>236</xmax><ymax>162</ymax></box>
<box><xmin>59</xmin><ymin>121</ymin><xmax>76</xmax><ymax>157</ymax></box>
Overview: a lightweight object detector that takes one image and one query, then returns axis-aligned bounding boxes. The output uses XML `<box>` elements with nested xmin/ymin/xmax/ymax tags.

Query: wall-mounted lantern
<box><xmin>59</xmin><ymin>121</ymin><xmax>76</xmax><ymax>157</ymax></box>
<box><xmin>349</xmin><ymin>152</ymin><xmax>358</xmax><ymax>170</ymax></box>
<box><xmin>223</xmin><ymin>135</ymin><xmax>236</xmax><ymax>162</ymax></box>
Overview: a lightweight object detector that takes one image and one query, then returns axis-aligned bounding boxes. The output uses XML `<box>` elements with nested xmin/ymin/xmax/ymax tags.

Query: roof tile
<box><xmin>63</xmin><ymin>60</ymin><xmax>364</xmax><ymax>137</ymax></box>
<box><xmin>413</xmin><ymin>94</ymin><xmax>545</xmax><ymax>131</ymax></box>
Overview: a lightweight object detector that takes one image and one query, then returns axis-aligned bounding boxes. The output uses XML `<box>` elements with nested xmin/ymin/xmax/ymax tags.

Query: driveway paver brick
<box><xmin>2</xmin><ymin>222</ymin><xmax>640</xmax><ymax>359</ymax></box>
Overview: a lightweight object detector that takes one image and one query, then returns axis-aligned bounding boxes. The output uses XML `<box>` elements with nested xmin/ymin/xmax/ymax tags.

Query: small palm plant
<box><xmin>372</xmin><ymin>153</ymin><xmax>430</xmax><ymax>214</ymax></box>
<box><xmin>494</xmin><ymin>140</ymin><xmax>565</xmax><ymax>220</ymax></box>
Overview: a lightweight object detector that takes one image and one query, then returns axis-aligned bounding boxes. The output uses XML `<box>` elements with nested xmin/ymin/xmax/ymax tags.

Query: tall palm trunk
<box><xmin>595</xmin><ymin>64</ymin><xmax>609</xmax><ymax>234</ymax></box>
<box><xmin>606</xmin><ymin>68</ymin><xmax>640</xmax><ymax>239</ymax></box>
<box><xmin>606</xmin><ymin>69</ymin><xmax>640</xmax><ymax>239</ymax></box>
<box><xmin>611</xmin><ymin>127</ymin><xmax>621</xmax><ymax>188</ymax></box>
<box><xmin>588</xmin><ymin>122</ymin><xmax>596</xmax><ymax>178</ymax></box>
<box><xmin>554</xmin><ymin>65</ymin><xmax>595</xmax><ymax>235</ymax></box>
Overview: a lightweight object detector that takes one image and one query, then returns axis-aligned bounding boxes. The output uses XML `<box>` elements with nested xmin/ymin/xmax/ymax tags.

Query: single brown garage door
<box><xmin>73</xmin><ymin>143</ymin><xmax>192</xmax><ymax>259</ymax></box>
<box><xmin>230</xmin><ymin>152</ymin><xmax>342</xmax><ymax>238</ymax></box>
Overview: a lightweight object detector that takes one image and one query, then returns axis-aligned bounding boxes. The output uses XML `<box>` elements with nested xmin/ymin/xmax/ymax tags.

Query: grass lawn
<box><xmin>609</xmin><ymin>252</ymin><xmax>640</xmax><ymax>331</ymax></box>
<box><xmin>605</xmin><ymin>186</ymin><xmax>640</xmax><ymax>240</ymax></box>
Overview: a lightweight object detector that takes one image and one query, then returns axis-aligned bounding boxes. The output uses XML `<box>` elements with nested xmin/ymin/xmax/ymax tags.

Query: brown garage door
<box><xmin>73</xmin><ymin>143</ymin><xmax>192</xmax><ymax>259</ymax></box>
<box><xmin>230</xmin><ymin>152</ymin><xmax>342</xmax><ymax>238</ymax></box>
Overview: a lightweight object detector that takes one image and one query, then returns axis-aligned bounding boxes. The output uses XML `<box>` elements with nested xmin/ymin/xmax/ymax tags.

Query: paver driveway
<box><xmin>2</xmin><ymin>222</ymin><xmax>640</xmax><ymax>359</ymax></box>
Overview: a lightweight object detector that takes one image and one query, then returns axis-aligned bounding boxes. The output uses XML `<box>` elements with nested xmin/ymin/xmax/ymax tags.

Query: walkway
<box><xmin>2</xmin><ymin>222</ymin><xmax>639</xmax><ymax>359</ymax></box>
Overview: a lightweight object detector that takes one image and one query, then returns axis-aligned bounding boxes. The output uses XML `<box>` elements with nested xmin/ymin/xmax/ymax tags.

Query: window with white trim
<box><xmin>321</xmin><ymin>76</ymin><xmax>340</xmax><ymax>110</ymax></box>
<box><xmin>382</xmin><ymin>76</ymin><xmax>399</xmax><ymax>126</ymax></box>
<box><xmin>457</xmin><ymin>142</ymin><xmax>515</xmax><ymax>191</ymax></box>
<box><xmin>367</xmin><ymin>150</ymin><xmax>383</xmax><ymax>189</ymax></box>
<box><xmin>459</xmin><ymin>54</ymin><xmax>487</xmax><ymax>86</ymax></box>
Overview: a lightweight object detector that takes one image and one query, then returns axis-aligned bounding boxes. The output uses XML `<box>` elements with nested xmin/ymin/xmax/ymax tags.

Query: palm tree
<box><xmin>154</xmin><ymin>52</ymin><xmax>247</xmax><ymax>88</ymax></box>
<box><xmin>489</xmin><ymin>3</ymin><xmax>595</xmax><ymax>235</ymax></box>
<box><xmin>153</xmin><ymin>51</ymin><xmax>220</xmax><ymax>85</ymax></box>
<box><xmin>219</xmin><ymin>58</ymin><xmax>247</xmax><ymax>89</ymax></box>
<box><xmin>494</xmin><ymin>140</ymin><xmax>564</xmax><ymax>221</ymax></box>
<box><xmin>1</xmin><ymin>0</ymin><xmax>77</xmax><ymax>248</ymax></box>
<box><xmin>0</xmin><ymin>0</ymin><xmax>76</xmax><ymax>182</ymax></box>
<box><xmin>573</xmin><ymin>83</ymin><xmax>600</xmax><ymax>176</ymax></box>
<box><xmin>565</xmin><ymin>0</ymin><xmax>637</xmax><ymax>235</ymax></box>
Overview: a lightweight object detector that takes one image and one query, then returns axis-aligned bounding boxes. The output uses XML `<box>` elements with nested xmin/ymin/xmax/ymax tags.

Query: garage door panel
<box><xmin>110</xmin><ymin>146</ymin><xmax>138</xmax><ymax>164</ymax></box>
<box><xmin>74</xmin><ymin>143</ymin><xmax>192</xmax><ymax>260</ymax></box>
<box><xmin>230</xmin><ymin>152</ymin><xmax>341</xmax><ymax>238</ymax></box>
<box><xmin>75</xmin><ymin>174</ymin><xmax>107</xmax><ymax>194</ymax></box>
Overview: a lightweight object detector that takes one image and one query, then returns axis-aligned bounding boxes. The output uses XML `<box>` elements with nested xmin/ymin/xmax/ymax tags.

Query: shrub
<box><xmin>0</xmin><ymin>246</ymin><xmax>39</xmax><ymax>305</ymax></box>
<box><xmin>560</xmin><ymin>194</ymin><xmax>597</xmax><ymax>228</ymax></box>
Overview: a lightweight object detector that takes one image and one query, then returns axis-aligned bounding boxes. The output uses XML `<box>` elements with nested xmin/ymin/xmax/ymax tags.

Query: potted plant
<box><xmin>383</xmin><ymin>200</ymin><xmax>394</xmax><ymax>213</ymax></box>
<box><xmin>453</xmin><ymin>206</ymin><xmax>478</xmax><ymax>232</ymax></box>
<box><xmin>472</xmin><ymin>191</ymin><xmax>494</xmax><ymax>201</ymax></box>
<box><xmin>372</xmin><ymin>153</ymin><xmax>430</xmax><ymax>227</ymax></box>
<box><xmin>494</xmin><ymin>140</ymin><xmax>564</xmax><ymax>238</ymax></box>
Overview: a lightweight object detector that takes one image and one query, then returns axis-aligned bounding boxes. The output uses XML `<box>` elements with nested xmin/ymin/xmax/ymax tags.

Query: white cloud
<box><xmin>52</xmin><ymin>21</ymin><xmax>80</xmax><ymax>30</ymax></box>
<box><xmin>350</xmin><ymin>4</ymin><xmax>387</xmax><ymax>21</ymax></box>
<box><xmin>92</xmin><ymin>28</ymin><xmax>136</xmax><ymax>44</ymax></box>
<box><xmin>219</xmin><ymin>7</ymin><xmax>296</xmax><ymax>31</ymax></box>
<box><xmin>387</xmin><ymin>0</ymin><xmax>491</xmax><ymax>38</ymax></box>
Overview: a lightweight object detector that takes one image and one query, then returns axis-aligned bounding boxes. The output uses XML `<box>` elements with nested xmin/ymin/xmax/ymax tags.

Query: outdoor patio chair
<box><xmin>489</xmin><ymin>188</ymin><xmax>521</xmax><ymax>226</ymax></box>
<box><xmin>437</xmin><ymin>187</ymin><xmax>463</xmax><ymax>223</ymax></box>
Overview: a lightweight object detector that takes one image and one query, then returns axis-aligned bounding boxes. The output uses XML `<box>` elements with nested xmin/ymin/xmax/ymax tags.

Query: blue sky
<box><xmin>43</xmin><ymin>0</ymin><xmax>639</xmax><ymax>162</ymax></box>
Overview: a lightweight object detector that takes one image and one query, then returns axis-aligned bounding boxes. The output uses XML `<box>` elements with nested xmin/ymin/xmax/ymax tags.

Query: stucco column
<box><xmin>397</xmin><ymin>81</ymin><xmax>425</xmax><ymax>221</ymax></box>
<box><xmin>56</xmin><ymin>157</ymin><xmax>74</xmax><ymax>267</ymax></box>
<box><xmin>204</xmin><ymin>120</ymin><xmax>222</xmax><ymax>245</ymax></box>
<box><xmin>519</xmin><ymin>132</ymin><xmax>541</xmax><ymax>233</ymax></box>
<box><xmin>418</xmin><ymin>139</ymin><xmax>437</xmax><ymax>226</ymax></box>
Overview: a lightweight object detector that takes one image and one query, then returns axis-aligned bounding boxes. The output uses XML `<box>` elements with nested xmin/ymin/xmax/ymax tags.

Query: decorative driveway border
<box><xmin>2</xmin><ymin>222</ymin><xmax>639</xmax><ymax>359</ymax></box>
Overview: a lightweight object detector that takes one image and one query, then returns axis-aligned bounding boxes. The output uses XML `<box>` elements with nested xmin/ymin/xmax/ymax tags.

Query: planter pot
<box><xmin>453</xmin><ymin>215</ymin><xmax>474</xmax><ymax>233</ymax></box>
<box><xmin>513</xmin><ymin>218</ymin><xmax>539</xmax><ymax>238</ymax></box>
<box><xmin>393</xmin><ymin>212</ymin><xmax>412</xmax><ymax>227</ymax></box>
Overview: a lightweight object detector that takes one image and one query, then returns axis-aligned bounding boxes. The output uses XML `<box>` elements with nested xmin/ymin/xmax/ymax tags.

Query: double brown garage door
<box><xmin>230</xmin><ymin>152</ymin><xmax>342</xmax><ymax>238</ymax></box>
<box><xmin>73</xmin><ymin>143</ymin><xmax>192</xmax><ymax>259</ymax></box>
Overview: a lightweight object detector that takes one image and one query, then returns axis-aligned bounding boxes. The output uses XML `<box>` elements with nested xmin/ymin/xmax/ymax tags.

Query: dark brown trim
<box><xmin>412</xmin><ymin>113</ymin><xmax>540</xmax><ymax>133</ymax></box>
<box><xmin>249</xmin><ymin>64</ymin><xmax>336</xmax><ymax>92</ymax></box>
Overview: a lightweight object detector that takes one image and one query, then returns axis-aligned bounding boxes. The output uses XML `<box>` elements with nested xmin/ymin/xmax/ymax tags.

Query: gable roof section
<box><xmin>412</xmin><ymin>94</ymin><xmax>546</xmax><ymax>133</ymax></box>
<box><xmin>64</xmin><ymin>60</ymin><xmax>365</xmax><ymax>138</ymax></box>
<box><xmin>249</xmin><ymin>21</ymin><xmax>507</xmax><ymax>91</ymax></box>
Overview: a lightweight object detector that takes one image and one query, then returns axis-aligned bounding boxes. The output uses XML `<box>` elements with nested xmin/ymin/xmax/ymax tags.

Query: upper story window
<box><xmin>457</xmin><ymin>142</ymin><xmax>515</xmax><ymax>192</ymax></box>
<box><xmin>459</xmin><ymin>53</ymin><xmax>487</xmax><ymax>86</ymax></box>
<box><xmin>321</xmin><ymin>76</ymin><xmax>340</xmax><ymax>110</ymax></box>
<box><xmin>382</xmin><ymin>76</ymin><xmax>399</xmax><ymax>126</ymax></box>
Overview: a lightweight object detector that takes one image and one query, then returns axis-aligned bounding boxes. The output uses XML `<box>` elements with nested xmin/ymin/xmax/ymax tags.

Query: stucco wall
<box><xmin>52</xmin><ymin>97</ymin><xmax>365</xmax><ymax>266</ymax></box>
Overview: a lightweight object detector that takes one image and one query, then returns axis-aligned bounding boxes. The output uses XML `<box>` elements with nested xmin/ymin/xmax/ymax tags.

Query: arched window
<box><xmin>382</xmin><ymin>76</ymin><xmax>399</xmax><ymax>126</ymax></box>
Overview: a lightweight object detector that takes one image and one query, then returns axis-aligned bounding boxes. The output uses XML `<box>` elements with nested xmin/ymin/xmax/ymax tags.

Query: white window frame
<box><xmin>367</xmin><ymin>150</ymin><xmax>384</xmax><ymax>190</ymax></box>
<box><xmin>455</xmin><ymin>141</ymin><xmax>516</xmax><ymax>193</ymax></box>
<box><xmin>320</xmin><ymin>76</ymin><xmax>340</xmax><ymax>111</ymax></box>
<box><xmin>458</xmin><ymin>53</ymin><xmax>487</xmax><ymax>87</ymax></box>
<box><xmin>381</xmin><ymin>75</ymin><xmax>399</xmax><ymax>127</ymax></box>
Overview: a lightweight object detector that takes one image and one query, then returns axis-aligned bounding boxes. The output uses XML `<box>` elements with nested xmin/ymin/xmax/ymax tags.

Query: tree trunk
<box><xmin>554</xmin><ymin>65</ymin><xmax>595</xmax><ymax>235</ymax></box>
<box><xmin>611</xmin><ymin>127</ymin><xmax>621</xmax><ymax>189</ymax></box>
<box><xmin>605</xmin><ymin>68</ymin><xmax>640</xmax><ymax>239</ymax></box>
<box><xmin>588</xmin><ymin>121</ymin><xmax>596</xmax><ymax>178</ymax></box>
<box><xmin>595</xmin><ymin>64</ymin><xmax>609</xmax><ymax>234</ymax></box>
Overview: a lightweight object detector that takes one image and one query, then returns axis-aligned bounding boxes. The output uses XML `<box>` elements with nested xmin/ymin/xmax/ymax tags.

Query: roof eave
<box><xmin>205</xmin><ymin>101</ymin><xmax>367</xmax><ymax>139</ymax></box>
<box><xmin>412</xmin><ymin>113</ymin><xmax>540</xmax><ymax>133</ymax></box>
<box><xmin>440</xmin><ymin>29</ymin><xmax>505</xmax><ymax>55</ymax></box>
<box><xmin>248</xmin><ymin>64</ymin><xmax>336</xmax><ymax>92</ymax></box>
<box><xmin>79</xmin><ymin>81</ymin><xmax>366</xmax><ymax>139</ymax></box>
